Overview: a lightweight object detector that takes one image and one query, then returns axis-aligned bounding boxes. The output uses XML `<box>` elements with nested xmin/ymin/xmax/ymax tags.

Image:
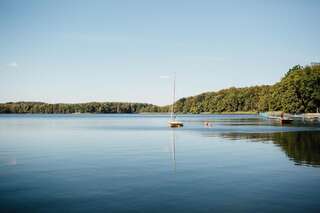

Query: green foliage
<box><xmin>172</xmin><ymin>64</ymin><xmax>320</xmax><ymax>113</ymax></box>
<box><xmin>269</xmin><ymin>65</ymin><xmax>320</xmax><ymax>113</ymax></box>
<box><xmin>1</xmin><ymin>64</ymin><xmax>319</xmax><ymax>114</ymax></box>
<box><xmin>172</xmin><ymin>85</ymin><xmax>272</xmax><ymax>113</ymax></box>
<box><xmin>0</xmin><ymin>102</ymin><xmax>160</xmax><ymax>114</ymax></box>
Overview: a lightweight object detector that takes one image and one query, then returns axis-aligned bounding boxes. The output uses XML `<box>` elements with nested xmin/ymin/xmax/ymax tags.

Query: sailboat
<box><xmin>169</xmin><ymin>73</ymin><xmax>184</xmax><ymax>128</ymax></box>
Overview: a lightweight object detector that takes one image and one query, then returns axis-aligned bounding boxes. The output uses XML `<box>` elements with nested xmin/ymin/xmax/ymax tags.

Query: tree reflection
<box><xmin>220</xmin><ymin>131</ymin><xmax>320</xmax><ymax>167</ymax></box>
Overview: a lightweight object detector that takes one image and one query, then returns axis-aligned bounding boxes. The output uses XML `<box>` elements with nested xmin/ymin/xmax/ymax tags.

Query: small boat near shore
<box><xmin>169</xmin><ymin>120</ymin><xmax>184</xmax><ymax>128</ymax></box>
<box><xmin>279</xmin><ymin>117</ymin><xmax>293</xmax><ymax>124</ymax></box>
<box><xmin>259</xmin><ymin>112</ymin><xmax>293</xmax><ymax>124</ymax></box>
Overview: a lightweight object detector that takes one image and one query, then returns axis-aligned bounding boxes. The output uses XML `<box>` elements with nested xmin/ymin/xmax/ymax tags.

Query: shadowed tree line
<box><xmin>1</xmin><ymin>64</ymin><xmax>320</xmax><ymax>114</ymax></box>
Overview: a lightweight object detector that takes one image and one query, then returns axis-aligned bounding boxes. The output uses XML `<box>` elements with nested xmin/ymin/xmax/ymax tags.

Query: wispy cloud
<box><xmin>0</xmin><ymin>62</ymin><xmax>19</xmax><ymax>72</ymax></box>
<box><xmin>160</xmin><ymin>75</ymin><xmax>170</xmax><ymax>79</ymax></box>
<box><xmin>8</xmin><ymin>62</ymin><xmax>18</xmax><ymax>68</ymax></box>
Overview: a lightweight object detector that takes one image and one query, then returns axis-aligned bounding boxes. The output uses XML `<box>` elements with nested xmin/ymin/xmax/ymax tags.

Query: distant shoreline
<box><xmin>0</xmin><ymin>111</ymin><xmax>258</xmax><ymax>115</ymax></box>
<box><xmin>1</xmin><ymin>64</ymin><xmax>319</xmax><ymax>114</ymax></box>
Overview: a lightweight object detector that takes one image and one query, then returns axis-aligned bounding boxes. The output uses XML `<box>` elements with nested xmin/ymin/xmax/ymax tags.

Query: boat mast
<box><xmin>171</xmin><ymin>73</ymin><xmax>176</xmax><ymax>121</ymax></box>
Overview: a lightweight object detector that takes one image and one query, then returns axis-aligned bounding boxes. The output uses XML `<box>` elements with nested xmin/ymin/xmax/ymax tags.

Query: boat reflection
<box><xmin>218</xmin><ymin>131</ymin><xmax>320</xmax><ymax>167</ymax></box>
<box><xmin>169</xmin><ymin>130</ymin><xmax>176</xmax><ymax>173</ymax></box>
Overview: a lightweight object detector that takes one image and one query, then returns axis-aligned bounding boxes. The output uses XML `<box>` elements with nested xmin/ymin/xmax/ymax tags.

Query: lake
<box><xmin>0</xmin><ymin>114</ymin><xmax>320</xmax><ymax>212</ymax></box>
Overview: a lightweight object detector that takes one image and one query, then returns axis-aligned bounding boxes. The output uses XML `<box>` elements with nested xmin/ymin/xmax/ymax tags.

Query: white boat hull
<box><xmin>169</xmin><ymin>121</ymin><xmax>184</xmax><ymax>128</ymax></box>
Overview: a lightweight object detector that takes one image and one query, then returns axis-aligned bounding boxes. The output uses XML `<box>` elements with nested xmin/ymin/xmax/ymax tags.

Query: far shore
<box><xmin>0</xmin><ymin>111</ymin><xmax>258</xmax><ymax>115</ymax></box>
<box><xmin>3</xmin><ymin>111</ymin><xmax>320</xmax><ymax>116</ymax></box>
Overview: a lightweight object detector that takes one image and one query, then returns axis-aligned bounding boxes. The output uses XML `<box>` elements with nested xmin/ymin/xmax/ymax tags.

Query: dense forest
<box><xmin>1</xmin><ymin>64</ymin><xmax>319</xmax><ymax>114</ymax></box>
<box><xmin>170</xmin><ymin>64</ymin><xmax>320</xmax><ymax>113</ymax></box>
<box><xmin>0</xmin><ymin>102</ymin><xmax>158</xmax><ymax>114</ymax></box>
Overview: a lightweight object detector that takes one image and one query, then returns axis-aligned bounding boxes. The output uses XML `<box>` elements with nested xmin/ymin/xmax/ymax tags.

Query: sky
<box><xmin>0</xmin><ymin>0</ymin><xmax>319</xmax><ymax>105</ymax></box>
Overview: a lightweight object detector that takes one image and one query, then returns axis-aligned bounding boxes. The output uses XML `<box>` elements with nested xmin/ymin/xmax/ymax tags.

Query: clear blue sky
<box><xmin>0</xmin><ymin>0</ymin><xmax>319</xmax><ymax>105</ymax></box>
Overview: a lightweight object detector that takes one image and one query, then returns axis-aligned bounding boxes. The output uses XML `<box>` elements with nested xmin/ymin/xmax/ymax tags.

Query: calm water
<box><xmin>0</xmin><ymin>114</ymin><xmax>320</xmax><ymax>212</ymax></box>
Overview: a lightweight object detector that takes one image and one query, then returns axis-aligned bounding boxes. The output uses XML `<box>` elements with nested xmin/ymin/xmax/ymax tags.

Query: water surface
<box><xmin>0</xmin><ymin>114</ymin><xmax>320</xmax><ymax>212</ymax></box>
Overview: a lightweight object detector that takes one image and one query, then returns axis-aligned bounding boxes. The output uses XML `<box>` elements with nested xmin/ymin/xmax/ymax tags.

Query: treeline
<box><xmin>1</xmin><ymin>64</ymin><xmax>319</xmax><ymax>114</ymax></box>
<box><xmin>172</xmin><ymin>64</ymin><xmax>320</xmax><ymax>113</ymax></box>
<box><xmin>0</xmin><ymin>102</ymin><xmax>159</xmax><ymax>114</ymax></box>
